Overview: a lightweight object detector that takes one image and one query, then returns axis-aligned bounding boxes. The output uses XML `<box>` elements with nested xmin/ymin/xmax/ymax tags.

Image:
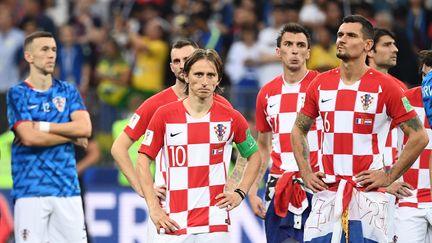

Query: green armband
<box><xmin>236</xmin><ymin>129</ymin><xmax>258</xmax><ymax>158</ymax></box>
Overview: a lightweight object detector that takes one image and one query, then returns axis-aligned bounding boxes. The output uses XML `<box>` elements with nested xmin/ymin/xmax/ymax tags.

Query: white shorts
<box><xmin>14</xmin><ymin>196</ymin><xmax>87</xmax><ymax>243</ymax></box>
<box><xmin>394</xmin><ymin>206</ymin><xmax>432</xmax><ymax>243</ymax></box>
<box><xmin>156</xmin><ymin>232</ymin><xmax>229</xmax><ymax>243</ymax></box>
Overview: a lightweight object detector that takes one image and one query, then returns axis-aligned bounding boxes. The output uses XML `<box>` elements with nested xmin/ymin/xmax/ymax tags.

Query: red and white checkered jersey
<box><xmin>124</xmin><ymin>87</ymin><xmax>231</xmax><ymax>185</ymax></box>
<box><xmin>255</xmin><ymin>71</ymin><xmax>321</xmax><ymax>174</ymax></box>
<box><xmin>301</xmin><ymin>68</ymin><xmax>417</xmax><ymax>181</ymax></box>
<box><xmin>397</xmin><ymin>87</ymin><xmax>432</xmax><ymax>208</ymax></box>
<box><xmin>383</xmin><ymin>75</ymin><xmax>408</xmax><ymax>168</ymax></box>
<box><xmin>139</xmin><ymin>100</ymin><xmax>252</xmax><ymax>234</ymax></box>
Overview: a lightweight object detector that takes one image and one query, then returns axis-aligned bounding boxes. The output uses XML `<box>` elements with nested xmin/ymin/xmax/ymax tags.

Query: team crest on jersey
<box><xmin>360</xmin><ymin>94</ymin><xmax>373</xmax><ymax>111</ymax></box>
<box><xmin>21</xmin><ymin>229</ymin><xmax>30</xmax><ymax>241</ymax></box>
<box><xmin>52</xmin><ymin>96</ymin><xmax>66</xmax><ymax>112</ymax></box>
<box><xmin>214</xmin><ymin>124</ymin><xmax>227</xmax><ymax>142</ymax></box>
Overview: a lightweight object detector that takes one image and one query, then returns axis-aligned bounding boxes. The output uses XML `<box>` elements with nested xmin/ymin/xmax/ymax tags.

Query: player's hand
<box><xmin>215</xmin><ymin>192</ymin><xmax>243</xmax><ymax>211</ymax></box>
<box><xmin>247</xmin><ymin>194</ymin><xmax>266</xmax><ymax>219</ymax></box>
<box><xmin>154</xmin><ymin>184</ymin><xmax>167</xmax><ymax>200</ymax></box>
<box><xmin>355</xmin><ymin>169</ymin><xmax>392</xmax><ymax>191</ymax></box>
<box><xmin>73</xmin><ymin>137</ymin><xmax>88</xmax><ymax>148</ymax></box>
<box><xmin>149</xmin><ymin>206</ymin><xmax>180</xmax><ymax>234</ymax></box>
<box><xmin>301</xmin><ymin>171</ymin><xmax>327</xmax><ymax>193</ymax></box>
<box><xmin>386</xmin><ymin>181</ymin><xmax>413</xmax><ymax>199</ymax></box>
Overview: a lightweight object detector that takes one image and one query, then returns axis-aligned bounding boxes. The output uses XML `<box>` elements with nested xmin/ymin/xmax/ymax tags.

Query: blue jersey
<box><xmin>7</xmin><ymin>79</ymin><xmax>85</xmax><ymax>200</ymax></box>
<box><xmin>422</xmin><ymin>71</ymin><xmax>432</xmax><ymax>126</ymax></box>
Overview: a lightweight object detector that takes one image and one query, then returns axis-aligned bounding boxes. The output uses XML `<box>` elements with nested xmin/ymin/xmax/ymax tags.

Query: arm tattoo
<box><xmin>294</xmin><ymin>113</ymin><xmax>314</xmax><ymax>133</ymax></box>
<box><xmin>399</xmin><ymin>116</ymin><xmax>423</xmax><ymax>133</ymax></box>
<box><xmin>225</xmin><ymin>156</ymin><xmax>248</xmax><ymax>192</ymax></box>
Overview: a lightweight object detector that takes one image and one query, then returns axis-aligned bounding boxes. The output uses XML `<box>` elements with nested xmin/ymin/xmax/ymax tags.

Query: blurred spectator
<box><xmin>56</xmin><ymin>24</ymin><xmax>91</xmax><ymax>95</ymax></box>
<box><xmin>45</xmin><ymin>0</ymin><xmax>69</xmax><ymax>27</ymax></box>
<box><xmin>256</xmin><ymin>3</ymin><xmax>287</xmax><ymax>87</ymax></box>
<box><xmin>299</xmin><ymin>0</ymin><xmax>326</xmax><ymax>29</ymax></box>
<box><xmin>389</xmin><ymin>6</ymin><xmax>421</xmax><ymax>87</ymax></box>
<box><xmin>18</xmin><ymin>0</ymin><xmax>57</xmax><ymax>37</ymax></box>
<box><xmin>406</xmin><ymin>0</ymin><xmax>432</xmax><ymax>51</ymax></box>
<box><xmin>324</xmin><ymin>0</ymin><xmax>343</xmax><ymax>40</ymax></box>
<box><xmin>129</xmin><ymin>18</ymin><xmax>169</xmax><ymax>98</ymax></box>
<box><xmin>95</xmin><ymin>37</ymin><xmax>130</xmax><ymax>133</ymax></box>
<box><xmin>308</xmin><ymin>25</ymin><xmax>340</xmax><ymax>72</ymax></box>
<box><xmin>189</xmin><ymin>1</ymin><xmax>224</xmax><ymax>53</ymax></box>
<box><xmin>0</xmin><ymin>6</ymin><xmax>25</xmax><ymax>134</ymax></box>
<box><xmin>225</xmin><ymin>26</ymin><xmax>260</xmax><ymax>119</ymax></box>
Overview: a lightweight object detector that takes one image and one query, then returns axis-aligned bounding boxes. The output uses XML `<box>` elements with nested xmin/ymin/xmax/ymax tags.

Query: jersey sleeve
<box><xmin>124</xmin><ymin>102</ymin><xmax>154</xmax><ymax>141</ymax></box>
<box><xmin>300</xmin><ymin>78</ymin><xmax>320</xmax><ymax>119</ymax></box>
<box><xmin>6</xmin><ymin>87</ymin><xmax>32</xmax><ymax>129</ymax></box>
<box><xmin>385</xmin><ymin>81</ymin><xmax>417</xmax><ymax>125</ymax></box>
<box><xmin>255</xmin><ymin>88</ymin><xmax>271</xmax><ymax>132</ymax></box>
<box><xmin>68</xmin><ymin>84</ymin><xmax>86</xmax><ymax>113</ymax></box>
<box><xmin>232</xmin><ymin>110</ymin><xmax>258</xmax><ymax>158</ymax></box>
<box><xmin>214</xmin><ymin>94</ymin><xmax>233</xmax><ymax>108</ymax></box>
<box><xmin>138</xmin><ymin>108</ymin><xmax>165</xmax><ymax>159</ymax></box>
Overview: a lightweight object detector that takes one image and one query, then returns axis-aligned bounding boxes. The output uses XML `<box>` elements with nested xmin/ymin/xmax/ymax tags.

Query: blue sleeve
<box><xmin>7</xmin><ymin>87</ymin><xmax>32</xmax><ymax>129</ymax></box>
<box><xmin>67</xmin><ymin>84</ymin><xmax>86</xmax><ymax>113</ymax></box>
<box><xmin>422</xmin><ymin>73</ymin><xmax>432</xmax><ymax>126</ymax></box>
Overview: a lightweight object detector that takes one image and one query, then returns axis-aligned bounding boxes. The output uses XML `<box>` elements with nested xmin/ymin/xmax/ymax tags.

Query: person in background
<box><xmin>7</xmin><ymin>31</ymin><xmax>91</xmax><ymax>243</ymax></box>
<box><xmin>135</xmin><ymin>48</ymin><xmax>260</xmax><ymax>241</ymax></box>
<box><xmin>291</xmin><ymin>15</ymin><xmax>428</xmax><ymax>242</ymax></box>
<box><xmin>249</xmin><ymin>23</ymin><xmax>320</xmax><ymax>243</ymax></box>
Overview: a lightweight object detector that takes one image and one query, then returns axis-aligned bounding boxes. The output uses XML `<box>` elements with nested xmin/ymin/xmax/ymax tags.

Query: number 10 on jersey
<box><xmin>168</xmin><ymin>145</ymin><xmax>187</xmax><ymax>167</ymax></box>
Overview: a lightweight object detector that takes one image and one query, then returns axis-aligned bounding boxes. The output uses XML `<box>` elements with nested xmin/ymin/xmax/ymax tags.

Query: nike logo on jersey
<box><xmin>269</xmin><ymin>103</ymin><xmax>277</xmax><ymax>108</ymax></box>
<box><xmin>321</xmin><ymin>98</ymin><xmax>332</xmax><ymax>103</ymax></box>
<box><xmin>170</xmin><ymin>132</ymin><xmax>182</xmax><ymax>137</ymax></box>
<box><xmin>27</xmin><ymin>104</ymin><xmax>38</xmax><ymax>110</ymax></box>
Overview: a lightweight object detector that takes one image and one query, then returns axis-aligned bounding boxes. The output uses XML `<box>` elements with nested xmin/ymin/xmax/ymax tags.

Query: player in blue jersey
<box><xmin>6</xmin><ymin>31</ymin><xmax>91</xmax><ymax>243</ymax></box>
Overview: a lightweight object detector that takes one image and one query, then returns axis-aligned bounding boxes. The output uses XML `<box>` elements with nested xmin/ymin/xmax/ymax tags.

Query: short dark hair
<box><xmin>342</xmin><ymin>15</ymin><xmax>374</xmax><ymax>40</ymax></box>
<box><xmin>183</xmin><ymin>49</ymin><xmax>223</xmax><ymax>95</ymax></box>
<box><xmin>24</xmin><ymin>31</ymin><xmax>53</xmax><ymax>51</ymax></box>
<box><xmin>172</xmin><ymin>39</ymin><xmax>199</xmax><ymax>49</ymax></box>
<box><xmin>276</xmin><ymin>23</ymin><xmax>311</xmax><ymax>48</ymax></box>
<box><xmin>371</xmin><ymin>28</ymin><xmax>396</xmax><ymax>51</ymax></box>
<box><xmin>419</xmin><ymin>50</ymin><xmax>432</xmax><ymax>67</ymax></box>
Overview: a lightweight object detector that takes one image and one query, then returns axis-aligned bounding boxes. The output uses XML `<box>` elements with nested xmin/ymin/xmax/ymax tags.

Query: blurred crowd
<box><xmin>1</xmin><ymin>0</ymin><xmax>432</xmax><ymax>164</ymax></box>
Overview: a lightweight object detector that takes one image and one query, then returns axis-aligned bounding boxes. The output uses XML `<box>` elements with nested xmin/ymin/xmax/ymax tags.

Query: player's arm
<box><xmin>77</xmin><ymin>139</ymin><xmax>100</xmax><ymax>175</ymax></box>
<box><xmin>111</xmin><ymin>132</ymin><xmax>144</xmax><ymax>196</ymax></box>
<box><xmin>357</xmin><ymin>116</ymin><xmax>428</xmax><ymax>190</ymax></box>
<box><xmin>14</xmin><ymin>121</ymin><xmax>72</xmax><ymax>147</ymax></box>
<box><xmin>217</xmin><ymin>129</ymin><xmax>261</xmax><ymax>211</ymax></box>
<box><xmin>136</xmin><ymin>152</ymin><xmax>179</xmax><ymax>234</ymax></box>
<box><xmin>291</xmin><ymin>113</ymin><xmax>327</xmax><ymax>192</ymax></box>
<box><xmin>247</xmin><ymin>131</ymin><xmax>271</xmax><ymax>219</ymax></box>
<box><xmin>38</xmin><ymin>110</ymin><xmax>92</xmax><ymax>138</ymax></box>
<box><xmin>224</xmin><ymin>155</ymin><xmax>247</xmax><ymax>193</ymax></box>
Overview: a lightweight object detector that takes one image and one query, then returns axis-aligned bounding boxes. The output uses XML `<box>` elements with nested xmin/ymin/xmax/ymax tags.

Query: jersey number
<box><xmin>324</xmin><ymin>112</ymin><xmax>331</xmax><ymax>132</ymax></box>
<box><xmin>169</xmin><ymin>146</ymin><xmax>186</xmax><ymax>167</ymax></box>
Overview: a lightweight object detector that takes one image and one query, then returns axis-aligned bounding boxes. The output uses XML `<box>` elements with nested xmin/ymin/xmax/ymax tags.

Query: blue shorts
<box><xmin>265</xmin><ymin>191</ymin><xmax>313</xmax><ymax>243</ymax></box>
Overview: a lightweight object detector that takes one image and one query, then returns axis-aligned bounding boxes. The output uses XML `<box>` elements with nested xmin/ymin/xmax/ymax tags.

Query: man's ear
<box><xmin>24</xmin><ymin>51</ymin><xmax>33</xmax><ymax>64</ymax></box>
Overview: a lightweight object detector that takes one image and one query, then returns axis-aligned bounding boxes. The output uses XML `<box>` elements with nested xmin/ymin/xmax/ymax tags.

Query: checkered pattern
<box><xmin>301</xmin><ymin>68</ymin><xmax>417</xmax><ymax>180</ymax></box>
<box><xmin>383</xmin><ymin>76</ymin><xmax>408</xmax><ymax>168</ymax></box>
<box><xmin>124</xmin><ymin>88</ymin><xmax>231</xmax><ymax>185</ymax></box>
<box><xmin>397</xmin><ymin>87</ymin><xmax>432</xmax><ymax>208</ymax></box>
<box><xmin>256</xmin><ymin>71</ymin><xmax>321</xmax><ymax>174</ymax></box>
<box><xmin>139</xmin><ymin>101</ymin><xmax>250</xmax><ymax>234</ymax></box>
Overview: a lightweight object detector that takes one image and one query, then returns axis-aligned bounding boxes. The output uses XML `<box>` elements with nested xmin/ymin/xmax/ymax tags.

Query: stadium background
<box><xmin>1</xmin><ymin>0</ymin><xmax>432</xmax><ymax>242</ymax></box>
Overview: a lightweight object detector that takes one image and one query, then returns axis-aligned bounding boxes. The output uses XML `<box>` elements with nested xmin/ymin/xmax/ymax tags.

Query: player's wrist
<box><xmin>39</xmin><ymin>121</ymin><xmax>50</xmax><ymax>132</ymax></box>
<box><xmin>234</xmin><ymin>188</ymin><xmax>246</xmax><ymax>201</ymax></box>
